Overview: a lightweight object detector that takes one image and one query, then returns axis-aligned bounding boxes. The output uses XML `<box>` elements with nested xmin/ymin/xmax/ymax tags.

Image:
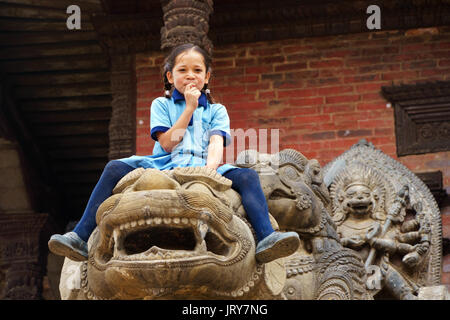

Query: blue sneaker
<box><xmin>255</xmin><ymin>231</ymin><xmax>300</xmax><ymax>263</ymax></box>
<box><xmin>48</xmin><ymin>232</ymin><xmax>88</xmax><ymax>261</ymax></box>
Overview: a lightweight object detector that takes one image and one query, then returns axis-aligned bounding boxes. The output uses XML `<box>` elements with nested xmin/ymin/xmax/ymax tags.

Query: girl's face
<box><xmin>166</xmin><ymin>49</ymin><xmax>211</xmax><ymax>94</ymax></box>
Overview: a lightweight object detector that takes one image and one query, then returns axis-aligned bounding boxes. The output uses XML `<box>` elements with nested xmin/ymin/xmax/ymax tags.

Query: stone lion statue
<box><xmin>59</xmin><ymin>145</ymin><xmax>447</xmax><ymax>300</ymax></box>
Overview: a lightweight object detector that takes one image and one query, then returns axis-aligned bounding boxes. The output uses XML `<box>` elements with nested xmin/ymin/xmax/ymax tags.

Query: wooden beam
<box><xmin>52</xmin><ymin>159</ymin><xmax>107</xmax><ymax>172</ymax></box>
<box><xmin>0</xmin><ymin>31</ymin><xmax>97</xmax><ymax>47</ymax></box>
<box><xmin>8</xmin><ymin>70</ymin><xmax>110</xmax><ymax>86</ymax></box>
<box><xmin>0</xmin><ymin>0</ymin><xmax>102</xmax><ymax>12</ymax></box>
<box><xmin>39</xmin><ymin>134</ymin><xmax>109</xmax><ymax>148</ymax></box>
<box><xmin>0</xmin><ymin>55</ymin><xmax>107</xmax><ymax>73</ymax></box>
<box><xmin>48</xmin><ymin>147</ymin><xmax>109</xmax><ymax>160</ymax></box>
<box><xmin>19</xmin><ymin>95</ymin><xmax>111</xmax><ymax>112</ymax></box>
<box><xmin>57</xmin><ymin>172</ymin><xmax>103</xmax><ymax>184</ymax></box>
<box><xmin>0</xmin><ymin>18</ymin><xmax>94</xmax><ymax>31</ymax></box>
<box><xmin>0</xmin><ymin>3</ymin><xmax>70</xmax><ymax>20</ymax></box>
<box><xmin>26</xmin><ymin>108</ymin><xmax>111</xmax><ymax>124</ymax></box>
<box><xmin>14</xmin><ymin>82</ymin><xmax>111</xmax><ymax>99</ymax></box>
<box><xmin>34</xmin><ymin>121</ymin><xmax>109</xmax><ymax>137</ymax></box>
<box><xmin>0</xmin><ymin>42</ymin><xmax>103</xmax><ymax>60</ymax></box>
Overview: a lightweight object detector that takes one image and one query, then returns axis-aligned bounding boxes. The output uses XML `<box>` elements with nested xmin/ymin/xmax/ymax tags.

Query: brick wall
<box><xmin>135</xmin><ymin>26</ymin><xmax>450</xmax><ymax>288</ymax></box>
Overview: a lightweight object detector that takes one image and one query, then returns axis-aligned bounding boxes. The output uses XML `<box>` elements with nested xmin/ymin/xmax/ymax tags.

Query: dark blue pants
<box><xmin>73</xmin><ymin>161</ymin><xmax>274</xmax><ymax>242</ymax></box>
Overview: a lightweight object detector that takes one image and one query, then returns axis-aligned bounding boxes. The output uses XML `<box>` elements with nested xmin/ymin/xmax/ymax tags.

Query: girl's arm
<box><xmin>157</xmin><ymin>84</ymin><xmax>199</xmax><ymax>152</ymax></box>
<box><xmin>206</xmin><ymin>135</ymin><xmax>224</xmax><ymax>171</ymax></box>
<box><xmin>156</xmin><ymin>108</ymin><xmax>194</xmax><ymax>152</ymax></box>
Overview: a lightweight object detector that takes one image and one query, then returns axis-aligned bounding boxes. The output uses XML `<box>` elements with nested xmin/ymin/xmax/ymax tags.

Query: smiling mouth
<box><xmin>108</xmin><ymin>216</ymin><xmax>237</xmax><ymax>263</ymax></box>
<box><xmin>348</xmin><ymin>201</ymin><xmax>371</xmax><ymax>212</ymax></box>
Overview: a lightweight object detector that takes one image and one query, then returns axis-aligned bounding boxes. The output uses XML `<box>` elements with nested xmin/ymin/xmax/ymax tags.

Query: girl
<box><xmin>48</xmin><ymin>43</ymin><xmax>300</xmax><ymax>264</ymax></box>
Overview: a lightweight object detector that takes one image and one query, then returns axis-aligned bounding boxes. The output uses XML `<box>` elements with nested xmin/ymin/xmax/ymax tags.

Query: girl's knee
<box><xmin>236</xmin><ymin>168</ymin><xmax>260</xmax><ymax>185</ymax></box>
<box><xmin>103</xmin><ymin>160</ymin><xmax>131</xmax><ymax>179</ymax></box>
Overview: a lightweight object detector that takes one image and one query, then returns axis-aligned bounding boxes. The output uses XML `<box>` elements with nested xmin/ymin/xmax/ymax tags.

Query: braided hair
<box><xmin>162</xmin><ymin>43</ymin><xmax>215</xmax><ymax>104</ymax></box>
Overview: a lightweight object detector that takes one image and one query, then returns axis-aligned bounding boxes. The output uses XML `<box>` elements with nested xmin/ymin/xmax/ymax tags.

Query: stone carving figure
<box><xmin>324</xmin><ymin>140</ymin><xmax>444</xmax><ymax>300</ymax></box>
<box><xmin>329</xmin><ymin>163</ymin><xmax>431</xmax><ymax>299</ymax></box>
<box><xmin>236</xmin><ymin>149</ymin><xmax>371</xmax><ymax>300</ymax></box>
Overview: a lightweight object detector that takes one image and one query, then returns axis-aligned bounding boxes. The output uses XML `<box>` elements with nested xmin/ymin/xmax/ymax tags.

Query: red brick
<box><xmin>275</xmin><ymin>62</ymin><xmax>307</xmax><ymax>72</ymax></box>
<box><xmin>215</xmin><ymin>67</ymin><xmax>245</xmax><ymax>77</ymax></box>
<box><xmin>361</xmin><ymin>93</ymin><xmax>384</xmax><ymax>101</ymax></box>
<box><xmin>235</xmin><ymin>58</ymin><xmax>257</xmax><ymax>67</ymax></box>
<box><xmin>309</xmin><ymin>60</ymin><xmax>344</xmax><ymax>69</ymax></box>
<box><xmin>356</xmin><ymin>102</ymin><xmax>386</xmax><ymax>111</ymax></box>
<box><xmin>346</xmin><ymin>56</ymin><xmax>382</xmax><ymax>67</ymax></box>
<box><xmin>246</xmin><ymin>83</ymin><xmax>270</xmax><ymax>92</ymax></box>
<box><xmin>382</xmin><ymin>71</ymin><xmax>419</xmax><ymax>80</ymax></box>
<box><xmin>293</xmin><ymin>114</ymin><xmax>331</xmax><ymax>124</ymax></box>
<box><xmin>258</xmin><ymin>56</ymin><xmax>285</xmax><ymax>64</ymax></box>
<box><xmin>285</xmin><ymin>70</ymin><xmax>319</xmax><ymax>80</ymax></box>
<box><xmin>245</xmin><ymin>66</ymin><xmax>273</xmax><ymax>74</ymax></box>
<box><xmin>322</xmin><ymin>104</ymin><xmax>356</xmax><ymax>114</ymax></box>
<box><xmin>273</xmin><ymin>80</ymin><xmax>304</xmax><ymax>90</ymax></box>
<box><xmin>259</xmin><ymin>91</ymin><xmax>276</xmax><ymax>100</ymax></box>
<box><xmin>402</xmin><ymin>60</ymin><xmax>437</xmax><ymax>70</ymax></box>
<box><xmin>439</xmin><ymin>59</ymin><xmax>450</xmax><ymax>67</ymax></box>
<box><xmin>278</xmin><ymin>88</ymin><xmax>318</xmax><ymax>99</ymax></box>
<box><xmin>288</xmin><ymin>97</ymin><xmax>324</xmax><ymax>106</ymax></box>
<box><xmin>326</xmin><ymin>94</ymin><xmax>360</xmax><ymax>104</ymax></box>
<box><xmin>333</xmin><ymin>112</ymin><xmax>371</xmax><ymax>123</ymax></box>
<box><xmin>359</xmin><ymin>63</ymin><xmax>401</xmax><ymax>74</ymax></box>
<box><xmin>277</xmin><ymin>106</ymin><xmax>320</xmax><ymax>117</ymax></box>
<box><xmin>358</xmin><ymin>119</ymin><xmax>393</xmax><ymax>129</ymax></box>
<box><xmin>374</xmin><ymin>127</ymin><xmax>395</xmax><ymax>136</ymax></box>
<box><xmin>282</xmin><ymin>45</ymin><xmax>314</xmax><ymax>54</ymax></box>
<box><xmin>361</xmin><ymin>47</ymin><xmax>399</xmax><ymax>56</ymax></box>
<box><xmin>318</xmin><ymin>85</ymin><xmax>354</xmax><ymax>96</ymax></box>
<box><xmin>401</xmin><ymin>43</ymin><xmax>438</xmax><ymax>53</ymax></box>
<box><xmin>344</xmin><ymin>74</ymin><xmax>380</xmax><ymax>83</ymax></box>
<box><xmin>250</xmin><ymin>48</ymin><xmax>282</xmax><ymax>56</ymax></box>
<box><xmin>286</xmin><ymin>53</ymin><xmax>320</xmax><ymax>62</ymax></box>
<box><xmin>226</xmin><ymin>75</ymin><xmax>259</xmax><ymax>84</ymax></box>
<box><xmin>323</xmin><ymin>49</ymin><xmax>361</xmax><ymax>58</ymax></box>
<box><xmin>306</xmin><ymin>77</ymin><xmax>342</xmax><ymax>87</ymax></box>
<box><xmin>302</xmin><ymin>131</ymin><xmax>336</xmax><ymax>141</ymax></box>
<box><xmin>337</xmin><ymin>129</ymin><xmax>372</xmax><ymax>138</ymax></box>
<box><xmin>239</xmin><ymin>102</ymin><xmax>267</xmax><ymax>110</ymax></box>
<box><xmin>213</xmin><ymin>59</ymin><xmax>234</xmax><ymax>68</ymax></box>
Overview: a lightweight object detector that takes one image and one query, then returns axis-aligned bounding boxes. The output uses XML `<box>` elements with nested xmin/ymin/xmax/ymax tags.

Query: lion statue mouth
<box><xmin>97</xmin><ymin>191</ymin><xmax>241</xmax><ymax>267</ymax></box>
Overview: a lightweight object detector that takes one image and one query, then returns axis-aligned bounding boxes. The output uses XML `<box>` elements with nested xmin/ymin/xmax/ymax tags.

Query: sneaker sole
<box><xmin>48</xmin><ymin>239</ymin><xmax>88</xmax><ymax>262</ymax></box>
<box><xmin>255</xmin><ymin>235</ymin><xmax>300</xmax><ymax>263</ymax></box>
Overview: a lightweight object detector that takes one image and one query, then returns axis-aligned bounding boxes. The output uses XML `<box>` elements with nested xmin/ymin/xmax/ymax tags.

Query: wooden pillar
<box><xmin>91</xmin><ymin>15</ymin><xmax>142</xmax><ymax>160</ymax></box>
<box><xmin>108</xmin><ymin>54</ymin><xmax>136</xmax><ymax>160</ymax></box>
<box><xmin>160</xmin><ymin>0</ymin><xmax>214</xmax><ymax>54</ymax></box>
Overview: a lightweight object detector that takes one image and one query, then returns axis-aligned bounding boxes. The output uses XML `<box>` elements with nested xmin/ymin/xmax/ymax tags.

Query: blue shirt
<box><xmin>117</xmin><ymin>89</ymin><xmax>237</xmax><ymax>176</ymax></box>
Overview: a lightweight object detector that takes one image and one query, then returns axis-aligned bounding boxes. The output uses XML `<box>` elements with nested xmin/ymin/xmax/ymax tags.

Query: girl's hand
<box><xmin>184</xmin><ymin>83</ymin><xmax>201</xmax><ymax>111</ymax></box>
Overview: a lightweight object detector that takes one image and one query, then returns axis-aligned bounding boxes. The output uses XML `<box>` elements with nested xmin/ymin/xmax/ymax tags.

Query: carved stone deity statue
<box><xmin>324</xmin><ymin>140</ymin><xmax>447</xmax><ymax>300</ymax></box>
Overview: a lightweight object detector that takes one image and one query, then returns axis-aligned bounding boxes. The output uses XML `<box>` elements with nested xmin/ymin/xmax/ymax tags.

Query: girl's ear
<box><xmin>166</xmin><ymin>71</ymin><xmax>174</xmax><ymax>84</ymax></box>
<box><xmin>205</xmin><ymin>71</ymin><xmax>211</xmax><ymax>84</ymax></box>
